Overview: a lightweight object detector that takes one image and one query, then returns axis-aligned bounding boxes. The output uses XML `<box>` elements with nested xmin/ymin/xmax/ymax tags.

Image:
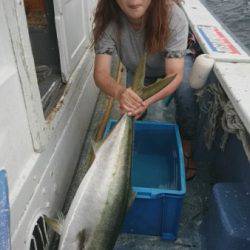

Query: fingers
<box><xmin>119</xmin><ymin>88</ymin><xmax>144</xmax><ymax>115</ymax></box>
<box><xmin>135</xmin><ymin>113</ymin><xmax>142</xmax><ymax>120</ymax></box>
<box><xmin>119</xmin><ymin>103</ymin><xmax>133</xmax><ymax>114</ymax></box>
<box><xmin>119</xmin><ymin>107</ymin><xmax>134</xmax><ymax>117</ymax></box>
<box><xmin>123</xmin><ymin>89</ymin><xmax>143</xmax><ymax>109</ymax></box>
<box><xmin>118</xmin><ymin>88</ymin><xmax>150</xmax><ymax>118</ymax></box>
<box><xmin>127</xmin><ymin>88</ymin><xmax>143</xmax><ymax>105</ymax></box>
<box><xmin>122</xmin><ymin>97</ymin><xmax>138</xmax><ymax>110</ymax></box>
<box><xmin>126</xmin><ymin>95</ymin><xmax>141</xmax><ymax>109</ymax></box>
<box><xmin>122</xmin><ymin>103</ymin><xmax>147</xmax><ymax>119</ymax></box>
<box><xmin>133</xmin><ymin>106</ymin><xmax>146</xmax><ymax>116</ymax></box>
<box><xmin>120</xmin><ymin>105</ymin><xmax>147</xmax><ymax>118</ymax></box>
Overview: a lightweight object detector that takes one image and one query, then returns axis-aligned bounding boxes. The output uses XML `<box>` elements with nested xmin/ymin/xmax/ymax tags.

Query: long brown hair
<box><xmin>93</xmin><ymin>0</ymin><xmax>179</xmax><ymax>54</ymax></box>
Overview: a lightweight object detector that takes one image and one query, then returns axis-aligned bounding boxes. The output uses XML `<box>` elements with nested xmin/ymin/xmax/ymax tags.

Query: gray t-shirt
<box><xmin>95</xmin><ymin>3</ymin><xmax>188</xmax><ymax>78</ymax></box>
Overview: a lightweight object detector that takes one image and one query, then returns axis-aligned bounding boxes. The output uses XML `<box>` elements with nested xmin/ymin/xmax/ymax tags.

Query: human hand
<box><xmin>134</xmin><ymin>100</ymin><xmax>149</xmax><ymax>120</ymax></box>
<box><xmin>118</xmin><ymin>87</ymin><xmax>144</xmax><ymax>116</ymax></box>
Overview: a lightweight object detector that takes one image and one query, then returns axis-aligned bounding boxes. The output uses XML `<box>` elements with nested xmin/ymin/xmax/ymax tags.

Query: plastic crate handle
<box><xmin>137</xmin><ymin>192</ymin><xmax>153</xmax><ymax>199</ymax></box>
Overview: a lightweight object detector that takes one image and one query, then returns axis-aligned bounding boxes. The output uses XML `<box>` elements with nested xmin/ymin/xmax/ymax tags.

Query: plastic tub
<box><xmin>104</xmin><ymin>119</ymin><xmax>186</xmax><ymax>240</ymax></box>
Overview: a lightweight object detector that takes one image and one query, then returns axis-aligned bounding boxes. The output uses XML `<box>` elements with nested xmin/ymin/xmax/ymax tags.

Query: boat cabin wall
<box><xmin>0</xmin><ymin>0</ymin><xmax>98</xmax><ymax>248</ymax></box>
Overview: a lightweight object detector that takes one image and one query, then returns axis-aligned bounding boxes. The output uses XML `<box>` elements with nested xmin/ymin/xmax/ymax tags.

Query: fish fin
<box><xmin>139</xmin><ymin>74</ymin><xmax>177</xmax><ymax>100</ymax></box>
<box><xmin>130</xmin><ymin>53</ymin><xmax>176</xmax><ymax>100</ymax></box>
<box><xmin>131</xmin><ymin>53</ymin><xmax>147</xmax><ymax>92</ymax></box>
<box><xmin>127</xmin><ymin>191</ymin><xmax>136</xmax><ymax>211</ymax></box>
<box><xmin>44</xmin><ymin>215</ymin><xmax>64</xmax><ymax>235</ymax></box>
<box><xmin>91</xmin><ymin>139</ymin><xmax>103</xmax><ymax>155</ymax></box>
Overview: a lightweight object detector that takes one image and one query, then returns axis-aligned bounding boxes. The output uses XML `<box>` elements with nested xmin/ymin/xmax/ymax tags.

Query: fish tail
<box><xmin>141</xmin><ymin>74</ymin><xmax>177</xmax><ymax>100</ymax></box>
<box><xmin>131</xmin><ymin>53</ymin><xmax>176</xmax><ymax>100</ymax></box>
<box><xmin>44</xmin><ymin>212</ymin><xmax>64</xmax><ymax>235</ymax></box>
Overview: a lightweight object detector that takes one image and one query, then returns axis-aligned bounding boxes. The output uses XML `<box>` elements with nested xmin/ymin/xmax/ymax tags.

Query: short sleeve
<box><xmin>164</xmin><ymin>3</ymin><xmax>188</xmax><ymax>58</ymax></box>
<box><xmin>94</xmin><ymin>24</ymin><xmax>117</xmax><ymax>56</ymax></box>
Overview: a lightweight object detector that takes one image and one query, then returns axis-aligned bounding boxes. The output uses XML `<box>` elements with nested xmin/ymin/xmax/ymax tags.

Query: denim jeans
<box><xmin>126</xmin><ymin>55</ymin><xmax>197</xmax><ymax>140</ymax></box>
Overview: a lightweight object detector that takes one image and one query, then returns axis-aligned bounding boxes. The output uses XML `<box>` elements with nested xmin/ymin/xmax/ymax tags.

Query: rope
<box><xmin>221</xmin><ymin>101</ymin><xmax>250</xmax><ymax>161</ymax></box>
<box><xmin>197</xmin><ymin>83</ymin><xmax>250</xmax><ymax>161</ymax></box>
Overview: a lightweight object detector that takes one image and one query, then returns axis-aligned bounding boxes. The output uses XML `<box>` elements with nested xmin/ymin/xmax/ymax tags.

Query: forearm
<box><xmin>145</xmin><ymin>73</ymin><xmax>183</xmax><ymax>105</ymax></box>
<box><xmin>94</xmin><ymin>69</ymin><xmax>125</xmax><ymax>100</ymax></box>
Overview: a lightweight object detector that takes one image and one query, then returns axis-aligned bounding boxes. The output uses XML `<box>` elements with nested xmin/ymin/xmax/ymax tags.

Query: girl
<box><xmin>93</xmin><ymin>0</ymin><xmax>196</xmax><ymax>179</ymax></box>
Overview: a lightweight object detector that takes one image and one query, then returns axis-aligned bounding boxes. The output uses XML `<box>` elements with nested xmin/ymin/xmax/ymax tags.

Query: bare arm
<box><xmin>94</xmin><ymin>54</ymin><xmax>125</xmax><ymax>99</ymax></box>
<box><xmin>94</xmin><ymin>54</ymin><xmax>144</xmax><ymax>115</ymax></box>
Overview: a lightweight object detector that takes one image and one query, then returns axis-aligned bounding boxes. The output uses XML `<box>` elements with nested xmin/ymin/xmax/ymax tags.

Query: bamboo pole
<box><xmin>95</xmin><ymin>62</ymin><xmax>123</xmax><ymax>141</ymax></box>
<box><xmin>86</xmin><ymin>61</ymin><xmax>123</xmax><ymax>166</ymax></box>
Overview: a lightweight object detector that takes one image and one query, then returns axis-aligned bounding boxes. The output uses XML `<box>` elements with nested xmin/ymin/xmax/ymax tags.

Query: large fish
<box><xmin>46</xmin><ymin>54</ymin><xmax>176</xmax><ymax>249</ymax></box>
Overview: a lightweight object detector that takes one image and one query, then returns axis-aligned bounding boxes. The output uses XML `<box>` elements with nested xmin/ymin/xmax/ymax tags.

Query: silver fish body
<box><xmin>59</xmin><ymin>115</ymin><xmax>133</xmax><ymax>250</ymax></box>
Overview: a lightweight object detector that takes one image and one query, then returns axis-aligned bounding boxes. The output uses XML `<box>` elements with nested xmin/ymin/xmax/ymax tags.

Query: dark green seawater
<box><xmin>203</xmin><ymin>0</ymin><xmax>250</xmax><ymax>52</ymax></box>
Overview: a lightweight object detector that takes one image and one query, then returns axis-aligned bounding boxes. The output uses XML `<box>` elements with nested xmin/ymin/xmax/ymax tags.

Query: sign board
<box><xmin>197</xmin><ymin>25</ymin><xmax>241</xmax><ymax>55</ymax></box>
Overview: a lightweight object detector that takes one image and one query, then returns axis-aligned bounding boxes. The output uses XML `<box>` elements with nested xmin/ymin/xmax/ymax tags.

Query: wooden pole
<box><xmin>86</xmin><ymin>61</ymin><xmax>123</xmax><ymax>166</ymax></box>
<box><xmin>95</xmin><ymin>62</ymin><xmax>123</xmax><ymax>141</ymax></box>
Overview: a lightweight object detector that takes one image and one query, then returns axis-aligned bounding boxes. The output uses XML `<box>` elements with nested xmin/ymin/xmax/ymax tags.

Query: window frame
<box><xmin>3</xmin><ymin>0</ymin><xmax>47</xmax><ymax>152</ymax></box>
<box><xmin>2</xmin><ymin>0</ymin><xmax>95</xmax><ymax>153</ymax></box>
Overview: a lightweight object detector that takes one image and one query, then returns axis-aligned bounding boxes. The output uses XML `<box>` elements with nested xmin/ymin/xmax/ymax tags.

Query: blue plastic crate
<box><xmin>202</xmin><ymin>183</ymin><xmax>250</xmax><ymax>250</ymax></box>
<box><xmin>104</xmin><ymin>119</ymin><xmax>186</xmax><ymax>240</ymax></box>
